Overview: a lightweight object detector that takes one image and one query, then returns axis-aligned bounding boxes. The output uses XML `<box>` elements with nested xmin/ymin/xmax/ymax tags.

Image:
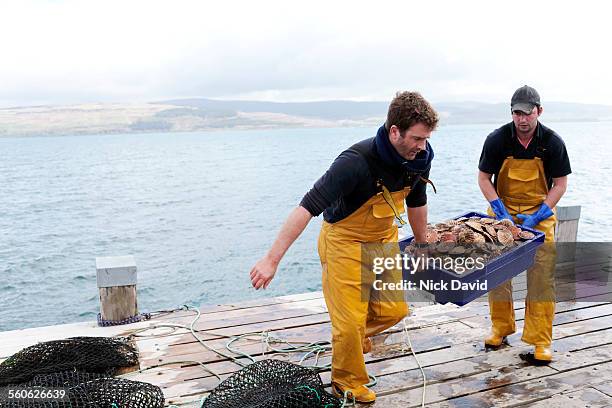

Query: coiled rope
<box><xmin>122</xmin><ymin>306</ymin><xmax>427</xmax><ymax>408</ymax></box>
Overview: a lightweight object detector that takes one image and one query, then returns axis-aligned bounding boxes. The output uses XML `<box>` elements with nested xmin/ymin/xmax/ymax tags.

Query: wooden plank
<box><xmin>159</xmin><ymin>291</ymin><xmax>325</xmax><ymax>321</ymax></box>
<box><xmin>427</xmin><ymin>363</ymin><xmax>612</xmax><ymax>407</ymax></box>
<box><xmin>373</xmin><ymin>362</ymin><xmax>556</xmax><ymax>407</ymax></box>
<box><xmin>550</xmin><ymin>343</ymin><xmax>612</xmax><ymax>371</ymax></box>
<box><xmin>460</xmin><ymin>302</ymin><xmax>612</xmax><ymax>329</ymax></box>
<box><xmin>375</xmin><ymin>360</ymin><xmax>612</xmax><ymax>407</ymax></box>
<box><xmin>593</xmin><ymin>382</ymin><xmax>612</xmax><ymax>398</ymax></box>
<box><xmin>182</xmin><ymin>298</ymin><xmax>328</xmax><ymax>330</ymax></box>
<box><xmin>525</xmin><ymin>388</ymin><xmax>612</xmax><ymax>408</ymax></box>
<box><xmin>165</xmin><ymin>393</ymin><xmax>209</xmax><ymax>407</ymax></box>
<box><xmin>164</xmin><ymin>297</ymin><xmax>328</xmax><ymax>328</ymax></box>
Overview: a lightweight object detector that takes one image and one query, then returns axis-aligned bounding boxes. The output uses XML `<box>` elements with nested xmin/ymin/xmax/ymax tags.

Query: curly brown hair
<box><xmin>386</xmin><ymin>91</ymin><xmax>439</xmax><ymax>134</ymax></box>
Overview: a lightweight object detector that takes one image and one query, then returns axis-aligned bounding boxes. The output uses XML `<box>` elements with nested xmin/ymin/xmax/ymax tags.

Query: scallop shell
<box><xmin>434</xmin><ymin>223</ymin><xmax>449</xmax><ymax>231</ymax></box>
<box><xmin>484</xmin><ymin>225</ymin><xmax>497</xmax><ymax>237</ymax></box>
<box><xmin>481</xmin><ymin>217</ymin><xmax>495</xmax><ymax>224</ymax></box>
<box><xmin>472</xmin><ymin>232</ymin><xmax>486</xmax><ymax>244</ymax></box>
<box><xmin>497</xmin><ymin>229</ymin><xmax>514</xmax><ymax>245</ymax></box>
<box><xmin>465</xmin><ymin>221</ymin><xmax>484</xmax><ymax>232</ymax></box>
<box><xmin>446</xmin><ymin>219</ymin><xmax>461</xmax><ymax>226</ymax></box>
<box><xmin>440</xmin><ymin>232</ymin><xmax>456</xmax><ymax>243</ymax></box>
<box><xmin>499</xmin><ymin>219</ymin><xmax>514</xmax><ymax>228</ymax></box>
<box><xmin>458</xmin><ymin>229</ymin><xmax>476</xmax><ymax>244</ymax></box>
<box><xmin>508</xmin><ymin>225</ymin><xmax>522</xmax><ymax>240</ymax></box>
<box><xmin>451</xmin><ymin>225</ymin><xmax>464</xmax><ymax>234</ymax></box>
<box><xmin>518</xmin><ymin>230</ymin><xmax>535</xmax><ymax>240</ymax></box>
<box><xmin>426</xmin><ymin>228</ymin><xmax>440</xmax><ymax>243</ymax></box>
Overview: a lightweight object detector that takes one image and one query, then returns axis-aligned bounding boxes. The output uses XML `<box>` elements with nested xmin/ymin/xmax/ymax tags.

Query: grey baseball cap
<box><xmin>511</xmin><ymin>85</ymin><xmax>541</xmax><ymax>114</ymax></box>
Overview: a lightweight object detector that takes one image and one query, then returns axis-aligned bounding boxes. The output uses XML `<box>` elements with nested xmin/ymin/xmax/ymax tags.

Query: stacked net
<box><xmin>0</xmin><ymin>337</ymin><xmax>164</xmax><ymax>408</ymax></box>
<box><xmin>0</xmin><ymin>337</ymin><xmax>138</xmax><ymax>385</ymax></box>
<box><xmin>203</xmin><ymin>359</ymin><xmax>341</xmax><ymax>408</ymax></box>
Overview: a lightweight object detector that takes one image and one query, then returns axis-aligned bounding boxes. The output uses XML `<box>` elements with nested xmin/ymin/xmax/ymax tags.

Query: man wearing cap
<box><xmin>250</xmin><ymin>91</ymin><xmax>438</xmax><ymax>402</ymax></box>
<box><xmin>477</xmin><ymin>85</ymin><xmax>571</xmax><ymax>362</ymax></box>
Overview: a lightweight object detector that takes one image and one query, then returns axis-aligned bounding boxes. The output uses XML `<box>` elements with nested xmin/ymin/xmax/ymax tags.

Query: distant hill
<box><xmin>161</xmin><ymin>98</ymin><xmax>389</xmax><ymax>121</ymax></box>
<box><xmin>1</xmin><ymin>98</ymin><xmax>611</xmax><ymax>137</ymax></box>
<box><xmin>164</xmin><ymin>98</ymin><xmax>612</xmax><ymax>124</ymax></box>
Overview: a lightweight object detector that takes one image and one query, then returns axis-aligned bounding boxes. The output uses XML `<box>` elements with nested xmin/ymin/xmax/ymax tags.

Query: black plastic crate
<box><xmin>399</xmin><ymin>211</ymin><xmax>545</xmax><ymax>306</ymax></box>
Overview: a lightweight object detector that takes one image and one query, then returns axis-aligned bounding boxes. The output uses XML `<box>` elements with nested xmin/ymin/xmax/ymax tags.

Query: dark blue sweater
<box><xmin>300</xmin><ymin>125</ymin><xmax>434</xmax><ymax>223</ymax></box>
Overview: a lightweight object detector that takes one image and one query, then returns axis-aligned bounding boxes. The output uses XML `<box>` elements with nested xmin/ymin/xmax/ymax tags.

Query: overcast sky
<box><xmin>1</xmin><ymin>0</ymin><xmax>611</xmax><ymax>107</ymax></box>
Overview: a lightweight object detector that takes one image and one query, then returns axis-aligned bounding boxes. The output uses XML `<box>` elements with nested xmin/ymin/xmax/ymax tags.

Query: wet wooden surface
<box><xmin>1</xmin><ymin>256</ymin><xmax>610</xmax><ymax>407</ymax></box>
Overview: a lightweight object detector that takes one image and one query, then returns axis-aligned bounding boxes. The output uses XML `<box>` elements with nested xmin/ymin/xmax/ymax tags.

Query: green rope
<box><xmin>126</xmin><ymin>305</ymin><xmax>391</xmax><ymax>408</ymax></box>
<box><xmin>295</xmin><ymin>385</ymin><xmax>321</xmax><ymax>402</ymax></box>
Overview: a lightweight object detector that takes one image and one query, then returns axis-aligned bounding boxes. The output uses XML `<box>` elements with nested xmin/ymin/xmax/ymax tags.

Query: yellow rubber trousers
<box><xmin>487</xmin><ymin>156</ymin><xmax>557</xmax><ymax>346</ymax></box>
<box><xmin>319</xmin><ymin>188</ymin><xmax>409</xmax><ymax>392</ymax></box>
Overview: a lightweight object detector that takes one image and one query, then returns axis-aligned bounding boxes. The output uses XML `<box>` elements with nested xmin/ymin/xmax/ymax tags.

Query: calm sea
<box><xmin>1</xmin><ymin>122</ymin><xmax>610</xmax><ymax>331</ymax></box>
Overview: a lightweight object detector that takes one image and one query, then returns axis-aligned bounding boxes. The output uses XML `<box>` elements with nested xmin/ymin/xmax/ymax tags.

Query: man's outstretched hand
<box><xmin>250</xmin><ymin>256</ymin><xmax>278</xmax><ymax>290</ymax></box>
<box><xmin>248</xmin><ymin>206</ymin><xmax>313</xmax><ymax>290</ymax></box>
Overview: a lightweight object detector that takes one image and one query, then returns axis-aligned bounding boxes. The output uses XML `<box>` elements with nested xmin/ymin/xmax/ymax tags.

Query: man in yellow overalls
<box><xmin>250</xmin><ymin>91</ymin><xmax>439</xmax><ymax>402</ymax></box>
<box><xmin>478</xmin><ymin>85</ymin><xmax>571</xmax><ymax>362</ymax></box>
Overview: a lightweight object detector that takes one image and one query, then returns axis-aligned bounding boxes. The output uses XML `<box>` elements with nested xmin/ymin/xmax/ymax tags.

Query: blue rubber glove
<box><xmin>516</xmin><ymin>203</ymin><xmax>554</xmax><ymax>229</ymax></box>
<box><xmin>489</xmin><ymin>198</ymin><xmax>514</xmax><ymax>223</ymax></box>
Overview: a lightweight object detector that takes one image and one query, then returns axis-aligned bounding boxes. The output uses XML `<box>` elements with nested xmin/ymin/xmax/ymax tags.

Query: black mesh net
<box><xmin>0</xmin><ymin>374</ymin><xmax>164</xmax><ymax>408</ymax></box>
<box><xmin>0</xmin><ymin>337</ymin><xmax>164</xmax><ymax>408</ymax></box>
<box><xmin>71</xmin><ymin>377</ymin><xmax>165</xmax><ymax>407</ymax></box>
<box><xmin>14</xmin><ymin>371</ymin><xmax>107</xmax><ymax>388</ymax></box>
<box><xmin>0</xmin><ymin>337</ymin><xmax>138</xmax><ymax>385</ymax></box>
<box><xmin>203</xmin><ymin>359</ymin><xmax>341</xmax><ymax>408</ymax></box>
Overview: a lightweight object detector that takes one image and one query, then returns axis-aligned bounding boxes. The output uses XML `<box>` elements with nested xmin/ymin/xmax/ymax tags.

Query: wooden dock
<box><xmin>1</xmin><ymin>256</ymin><xmax>611</xmax><ymax>407</ymax></box>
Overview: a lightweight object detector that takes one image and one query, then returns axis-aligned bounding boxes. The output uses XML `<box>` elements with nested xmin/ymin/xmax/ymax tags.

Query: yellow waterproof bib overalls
<box><xmin>318</xmin><ymin>185</ymin><xmax>410</xmax><ymax>394</ymax></box>
<box><xmin>487</xmin><ymin>156</ymin><xmax>557</xmax><ymax>346</ymax></box>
